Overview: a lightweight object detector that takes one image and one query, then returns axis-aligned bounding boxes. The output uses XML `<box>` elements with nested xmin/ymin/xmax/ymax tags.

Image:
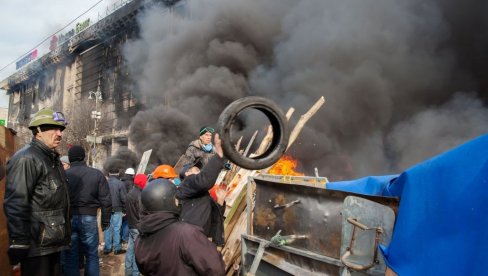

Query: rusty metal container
<box><xmin>241</xmin><ymin>174</ymin><xmax>398</xmax><ymax>275</ymax></box>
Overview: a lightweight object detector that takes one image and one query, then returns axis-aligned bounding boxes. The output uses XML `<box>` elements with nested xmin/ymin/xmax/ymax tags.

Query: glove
<box><xmin>102</xmin><ymin>223</ymin><xmax>110</xmax><ymax>231</ymax></box>
<box><xmin>8</xmin><ymin>247</ymin><xmax>30</xmax><ymax>266</ymax></box>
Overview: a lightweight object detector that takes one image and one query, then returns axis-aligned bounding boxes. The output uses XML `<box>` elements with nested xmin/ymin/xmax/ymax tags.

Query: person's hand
<box><xmin>213</xmin><ymin>133</ymin><xmax>223</xmax><ymax>158</ymax></box>
<box><xmin>8</xmin><ymin>247</ymin><xmax>29</xmax><ymax>266</ymax></box>
<box><xmin>215</xmin><ymin>184</ymin><xmax>227</xmax><ymax>206</ymax></box>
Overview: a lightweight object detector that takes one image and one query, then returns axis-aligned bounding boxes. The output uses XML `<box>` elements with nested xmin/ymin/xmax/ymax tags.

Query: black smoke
<box><xmin>103</xmin><ymin>146</ymin><xmax>138</xmax><ymax>175</ymax></box>
<box><xmin>123</xmin><ymin>0</ymin><xmax>488</xmax><ymax>180</ymax></box>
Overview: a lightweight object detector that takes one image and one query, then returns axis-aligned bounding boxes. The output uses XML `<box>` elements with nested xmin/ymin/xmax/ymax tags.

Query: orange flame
<box><xmin>268</xmin><ymin>155</ymin><xmax>304</xmax><ymax>176</ymax></box>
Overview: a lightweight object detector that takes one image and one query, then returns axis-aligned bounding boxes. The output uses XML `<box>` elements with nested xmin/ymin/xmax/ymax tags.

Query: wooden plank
<box><xmin>222</xmin><ymin>211</ymin><xmax>247</xmax><ymax>271</ymax></box>
<box><xmin>287</xmin><ymin>96</ymin><xmax>325</xmax><ymax>150</ymax></box>
<box><xmin>0</xmin><ymin>126</ymin><xmax>18</xmax><ymax>274</ymax></box>
<box><xmin>224</xmin><ymin>188</ymin><xmax>247</xmax><ymax>241</ymax></box>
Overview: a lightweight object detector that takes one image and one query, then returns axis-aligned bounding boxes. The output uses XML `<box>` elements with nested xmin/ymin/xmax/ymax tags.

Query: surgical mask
<box><xmin>173</xmin><ymin>178</ymin><xmax>181</xmax><ymax>186</ymax></box>
<box><xmin>203</xmin><ymin>143</ymin><xmax>213</xmax><ymax>153</ymax></box>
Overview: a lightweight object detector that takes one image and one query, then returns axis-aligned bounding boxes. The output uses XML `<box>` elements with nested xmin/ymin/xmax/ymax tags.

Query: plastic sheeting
<box><xmin>327</xmin><ymin>133</ymin><xmax>488</xmax><ymax>275</ymax></box>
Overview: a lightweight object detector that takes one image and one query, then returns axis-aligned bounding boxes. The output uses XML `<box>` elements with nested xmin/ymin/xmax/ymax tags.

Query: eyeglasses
<box><xmin>199</xmin><ymin>127</ymin><xmax>215</xmax><ymax>136</ymax></box>
<box><xmin>53</xmin><ymin>111</ymin><xmax>68</xmax><ymax>126</ymax></box>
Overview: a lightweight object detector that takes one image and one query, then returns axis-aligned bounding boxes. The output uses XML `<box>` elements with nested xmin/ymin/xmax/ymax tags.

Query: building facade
<box><xmin>0</xmin><ymin>0</ymin><xmax>183</xmax><ymax>168</ymax></box>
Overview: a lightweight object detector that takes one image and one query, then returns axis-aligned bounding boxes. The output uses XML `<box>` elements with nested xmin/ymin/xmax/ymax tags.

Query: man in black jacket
<box><xmin>120</xmin><ymin>167</ymin><xmax>135</xmax><ymax>244</ymax></box>
<box><xmin>63</xmin><ymin>145</ymin><xmax>112</xmax><ymax>275</ymax></box>
<box><xmin>135</xmin><ymin>178</ymin><xmax>225</xmax><ymax>276</ymax></box>
<box><xmin>4</xmin><ymin>108</ymin><xmax>71</xmax><ymax>276</ymax></box>
<box><xmin>103</xmin><ymin>168</ymin><xmax>127</xmax><ymax>255</ymax></box>
<box><xmin>125</xmin><ymin>173</ymin><xmax>147</xmax><ymax>276</ymax></box>
<box><xmin>176</xmin><ymin>133</ymin><xmax>226</xmax><ymax>246</ymax></box>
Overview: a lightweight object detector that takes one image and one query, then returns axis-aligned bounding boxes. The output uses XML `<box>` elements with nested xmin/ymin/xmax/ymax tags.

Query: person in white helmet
<box><xmin>120</xmin><ymin>167</ymin><xmax>135</xmax><ymax>245</ymax></box>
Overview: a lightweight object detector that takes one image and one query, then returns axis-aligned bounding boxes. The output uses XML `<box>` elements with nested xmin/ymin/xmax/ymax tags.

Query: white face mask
<box><xmin>203</xmin><ymin>143</ymin><xmax>213</xmax><ymax>152</ymax></box>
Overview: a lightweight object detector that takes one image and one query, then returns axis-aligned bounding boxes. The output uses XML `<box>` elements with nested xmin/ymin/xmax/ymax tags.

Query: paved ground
<box><xmin>99</xmin><ymin>248</ymin><xmax>127</xmax><ymax>276</ymax></box>
<box><xmin>78</xmin><ymin>243</ymin><xmax>128</xmax><ymax>276</ymax></box>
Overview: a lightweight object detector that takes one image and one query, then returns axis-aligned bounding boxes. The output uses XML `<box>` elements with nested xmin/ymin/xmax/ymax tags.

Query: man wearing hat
<box><xmin>150</xmin><ymin>164</ymin><xmax>180</xmax><ymax>185</ymax></box>
<box><xmin>4</xmin><ymin>107</ymin><xmax>71</xmax><ymax>275</ymax></box>
<box><xmin>182</xmin><ymin>126</ymin><xmax>216</xmax><ymax>169</ymax></box>
<box><xmin>63</xmin><ymin>145</ymin><xmax>112</xmax><ymax>275</ymax></box>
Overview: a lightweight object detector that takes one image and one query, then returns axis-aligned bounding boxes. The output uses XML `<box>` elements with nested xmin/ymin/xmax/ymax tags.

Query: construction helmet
<box><xmin>141</xmin><ymin>179</ymin><xmax>180</xmax><ymax>214</ymax></box>
<box><xmin>152</xmin><ymin>164</ymin><xmax>178</xmax><ymax>179</ymax></box>
<box><xmin>29</xmin><ymin>108</ymin><xmax>68</xmax><ymax>130</ymax></box>
<box><xmin>125</xmin><ymin>168</ymin><xmax>135</xmax><ymax>175</ymax></box>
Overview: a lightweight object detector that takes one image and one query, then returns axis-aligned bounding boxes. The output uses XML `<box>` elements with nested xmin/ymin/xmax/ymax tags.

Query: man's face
<box><xmin>36</xmin><ymin>126</ymin><xmax>64</xmax><ymax>149</ymax></box>
<box><xmin>200</xmin><ymin>132</ymin><xmax>212</xmax><ymax>145</ymax></box>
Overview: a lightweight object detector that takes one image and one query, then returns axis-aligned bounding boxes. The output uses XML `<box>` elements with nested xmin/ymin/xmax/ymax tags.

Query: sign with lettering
<box><xmin>15</xmin><ymin>49</ymin><xmax>38</xmax><ymax>69</ymax></box>
<box><xmin>76</xmin><ymin>18</ymin><xmax>90</xmax><ymax>33</ymax></box>
<box><xmin>50</xmin><ymin>35</ymin><xmax>59</xmax><ymax>51</ymax></box>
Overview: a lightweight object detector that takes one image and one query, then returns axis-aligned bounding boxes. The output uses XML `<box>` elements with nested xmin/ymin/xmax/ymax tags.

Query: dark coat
<box><xmin>176</xmin><ymin>155</ymin><xmax>226</xmax><ymax>245</ymax></box>
<box><xmin>182</xmin><ymin>139</ymin><xmax>216</xmax><ymax>168</ymax></box>
<box><xmin>66</xmin><ymin>161</ymin><xmax>112</xmax><ymax>226</ymax></box>
<box><xmin>126</xmin><ymin>186</ymin><xmax>142</xmax><ymax>229</ymax></box>
<box><xmin>121</xmin><ymin>175</ymin><xmax>134</xmax><ymax>193</ymax></box>
<box><xmin>135</xmin><ymin>212</ymin><xmax>225</xmax><ymax>276</ymax></box>
<box><xmin>4</xmin><ymin>138</ymin><xmax>71</xmax><ymax>257</ymax></box>
<box><xmin>107</xmin><ymin>175</ymin><xmax>127</xmax><ymax>212</ymax></box>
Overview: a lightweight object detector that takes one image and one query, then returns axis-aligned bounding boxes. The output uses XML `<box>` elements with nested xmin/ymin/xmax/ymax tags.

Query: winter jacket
<box><xmin>176</xmin><ymin>155</ymin><xmax>226</xmax><ymax>245</ymax></box>
<box><xmin>126</xmin><ymin>186</ymin><xmax>142</xmax><ymax>229</ymax></box>
<box><xmin>66</xmin><ymin>161</ymin><xmax>112</xmax><ymax>226</ymax></box>
<box><xmin>183</xmin><ymin>139</ymin><xmax>216</xmax><ymax>168</ymax></box>
<box><xmin>121</xmin><ymin>175</ymin><xmax>134</xmax><ymax>193</ymax></box>
<box><xmin>107</xmin><ymin>175</ymin><xmax>127</xmax><ymax>212</ymax></box>
<box><xmin>135</xmin><ymin>212</ymin><xmax>225</xmax><ymax>276</ymax></box>
<box><xmin>4</xmin><ymin>138</ymin><xmax>71</xmax><ymax>257</ymax></box>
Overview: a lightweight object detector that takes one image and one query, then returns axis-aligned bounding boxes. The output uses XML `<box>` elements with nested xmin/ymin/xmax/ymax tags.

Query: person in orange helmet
<box><xmin>151</xmin><ymin>164</ymin><xmax>181</xmax><ymax>185</ymax></box>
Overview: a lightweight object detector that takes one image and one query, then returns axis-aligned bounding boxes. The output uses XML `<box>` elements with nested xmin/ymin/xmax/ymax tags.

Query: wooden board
<box><xmin>0</xmin><ymin>126</ymin><xmax>19</xmax><ymax>274</ymax></box>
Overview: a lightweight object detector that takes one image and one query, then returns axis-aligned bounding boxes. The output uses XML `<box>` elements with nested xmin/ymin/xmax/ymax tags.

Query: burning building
<box><xmin>1</xmin><ymin>0</ymin><xmax>487</xmax><ymax>176</ymax></box>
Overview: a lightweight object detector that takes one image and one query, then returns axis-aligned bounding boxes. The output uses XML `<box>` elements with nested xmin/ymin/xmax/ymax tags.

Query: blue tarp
<box><xmin>327</xmin><ymin>175</ymin><xmax>399</xmax><ymax>195</ymax></box>
<box><xmin>327</xmin><ymin>133</ymin><xmax>488</xmax><ymax>275</ymax></box>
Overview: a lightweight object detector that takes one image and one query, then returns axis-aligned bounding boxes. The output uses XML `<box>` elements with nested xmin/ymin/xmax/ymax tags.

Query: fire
<box><xmin>268</xmin><ymin>155</ymin><xmax>304</xmax><ymax>176</ymax></box>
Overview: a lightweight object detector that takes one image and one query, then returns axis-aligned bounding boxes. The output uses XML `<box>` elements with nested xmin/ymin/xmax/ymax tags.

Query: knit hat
<box><xmin>134</xmin><ymin>174</ymin><xmax>148</xmax><ymax>189</ymax></box>
<box><xmin>68</xmin><ymin>145</ymin><xmax>85</xmax><ymax>162</ymax></box>
<box><xmin>199</xmin><ymin>126</ymin><xmax>215</xmax><ymax>136</ymax></box>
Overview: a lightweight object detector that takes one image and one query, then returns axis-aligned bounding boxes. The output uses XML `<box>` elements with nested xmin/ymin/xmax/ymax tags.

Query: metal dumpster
<box><xmin>241</xmin><ymin>174</ymin><xmax>398</xmax><ymax>275</ymax></box>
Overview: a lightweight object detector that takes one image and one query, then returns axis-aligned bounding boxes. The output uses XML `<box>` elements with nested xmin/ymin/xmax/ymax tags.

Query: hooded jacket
<box><xmin>135</xmin><ymin>212</ymin><xmax>225</xmax><ymax>276</ymax></box>
<box><xmin>4</xmin><ymin>138</ymin><xmax>71</xmax><ymax>257</ymax></box>
<box><xmin>127</xmin><ymin>174</ymin><xmax>148</xmax><ymax>228</ymax></box>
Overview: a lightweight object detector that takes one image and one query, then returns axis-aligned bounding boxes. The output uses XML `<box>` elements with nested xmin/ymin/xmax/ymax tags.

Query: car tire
<box><xmin>217</xmin><ymin>96</ymin><xmax>289</xmax><ymax>170</ymax></box>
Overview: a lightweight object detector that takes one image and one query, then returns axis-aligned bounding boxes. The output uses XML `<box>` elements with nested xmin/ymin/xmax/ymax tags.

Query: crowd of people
<box><xmin>3</xmin><ymin>107</ymin><xmax>228</xmax><ymax>276</ymax></box>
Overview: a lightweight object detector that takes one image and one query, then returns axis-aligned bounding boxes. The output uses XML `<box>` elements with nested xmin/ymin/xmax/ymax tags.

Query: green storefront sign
<box><xmin>0</xmin><ymin>119</ymin><xmax>5</xmax><ymax>126</ymax></box>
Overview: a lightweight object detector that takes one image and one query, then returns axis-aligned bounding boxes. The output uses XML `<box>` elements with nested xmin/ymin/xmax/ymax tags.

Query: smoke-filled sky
<box><xmin>124</xmin><ymin>0</ymin><xmax>488</xmax><ymax>180</ymax></box>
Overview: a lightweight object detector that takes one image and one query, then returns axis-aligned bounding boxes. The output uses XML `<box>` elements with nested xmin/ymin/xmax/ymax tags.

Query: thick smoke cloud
<box><xmin>124</xmin><ymin>0</ymin><xmax>488</xmax><ymax>180</ymax></box>
<box><xmin>103</xmin><ymin>146</ymin><xmax>138</xmax><ymax>175</ymax></box>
